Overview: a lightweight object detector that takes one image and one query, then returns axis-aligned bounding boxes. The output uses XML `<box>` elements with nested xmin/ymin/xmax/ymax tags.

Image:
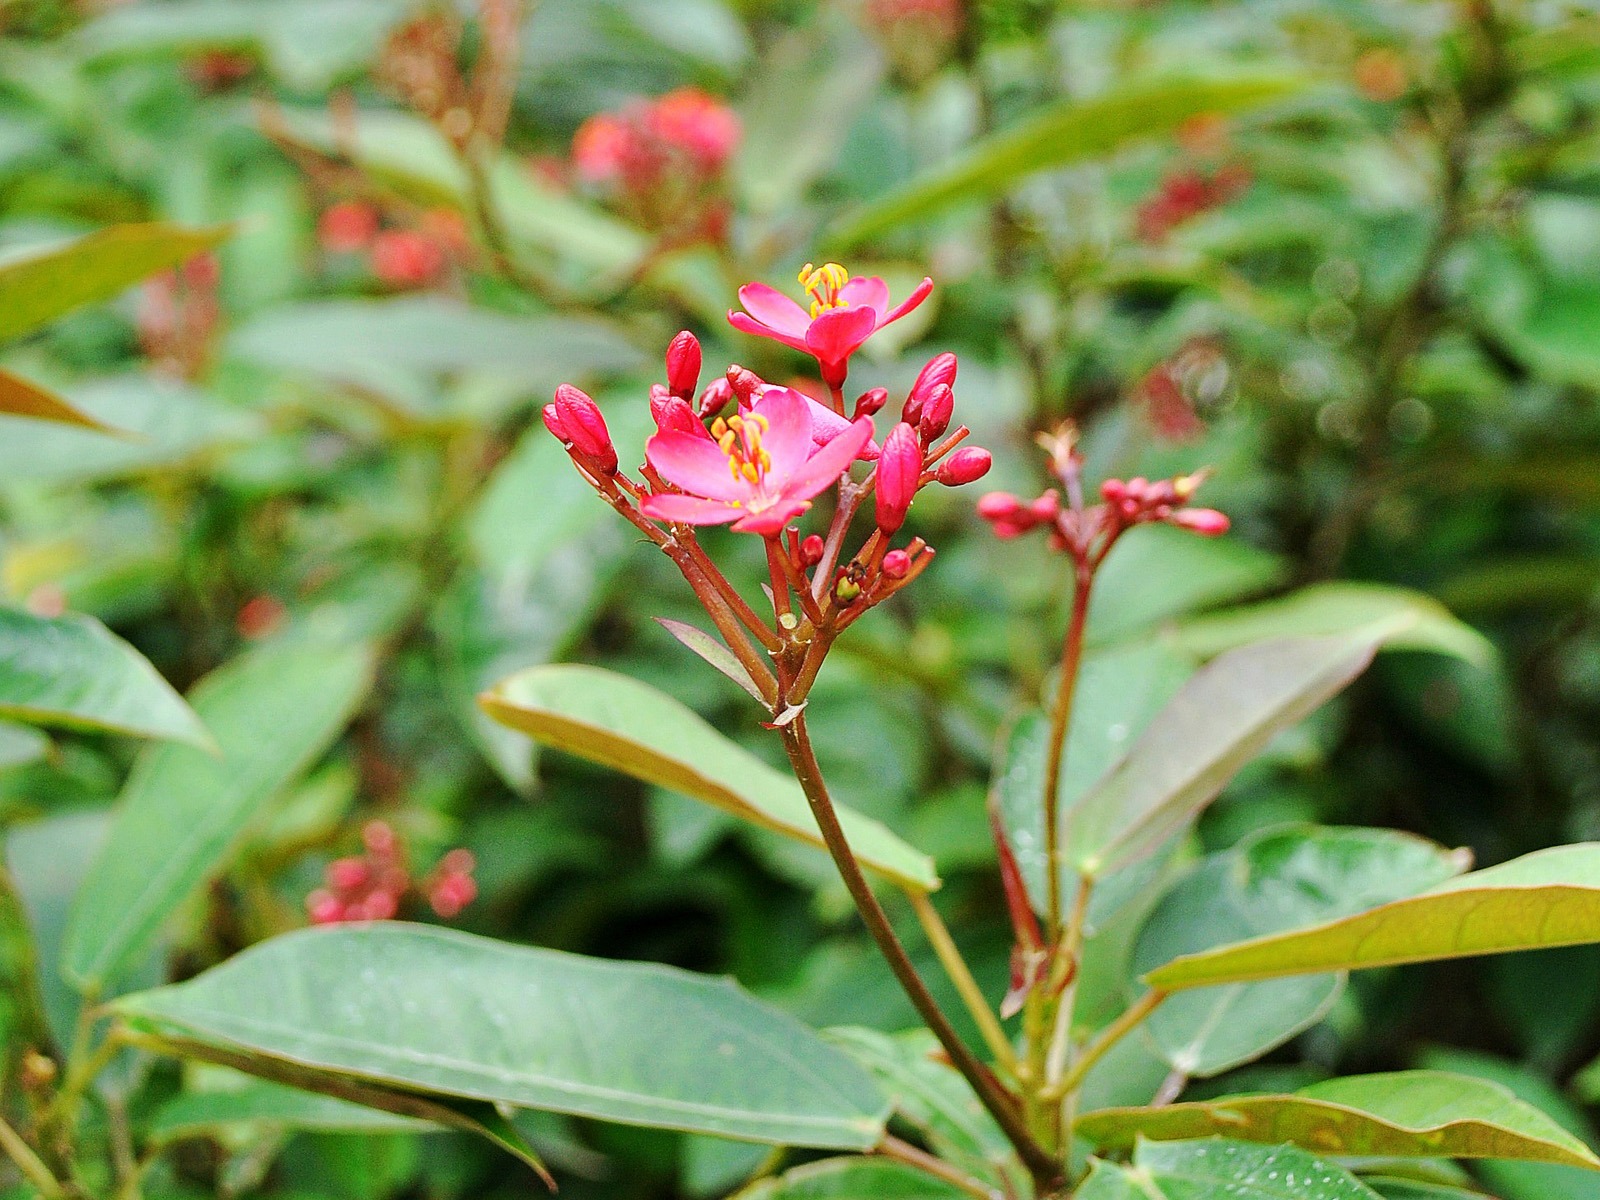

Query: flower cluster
<box><xmin>306</xmin><ymin>820</ymin><xmax>477</xmax><ymax>925</ymax></box>
<box><xmin>572</xmin><ymin>88</ymin><xmax>740</xmax><ymax>237</ymax></box>
<box><xmin>316</xmin><ymin>201</ymin><xmax>469</xmax><ymax>288</ymax></box>
<box><xmin>546</xmin><ymin>268</ymin><xmax>988</xmax><ymax>712</ymax></box>
<box><xmin>138</xmin><ymin>253</ymin><xmax>222</xmax><ymax>380</ymax></box>
<box><xmin>978</xmin><ymin>427</ymin><xmax>1228</xmax><ymax>564</ymax></box>
<box><xmin>1135</xmin><ymin>163</ymin><xmax>1251</xmax><ymax>242</ymax></box>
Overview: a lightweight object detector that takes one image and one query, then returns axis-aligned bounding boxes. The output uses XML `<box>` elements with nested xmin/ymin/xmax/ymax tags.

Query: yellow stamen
<box><xmin>716</xmin><ymin>408</ymin><xmax>774</xmax><ymax>485</ymax></box>
<box><xmin>798</xmin><ymin>261</ymin><xmax>851</xmax><ymax>319</ymax></box>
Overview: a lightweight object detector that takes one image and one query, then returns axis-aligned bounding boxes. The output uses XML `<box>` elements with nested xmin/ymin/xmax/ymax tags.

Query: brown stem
<box><xmin>879</xmin><ymin>1135</ymin><xmax>1003</xmax><ymax>1200</ymax></box>
<box><xmin>778</xmin><ymin>716</ymin><xmax>1061</xmax><ymax>1190</ymax></box>
<box><xmin>1041</xmin><ymin>563</ymin><xmax>1094</xmax><ymax>940</ymax></box>
<box><xmin>684</xmin><ymin>535</ymin><xmax>783</xmax><ymax>650</ymax></box>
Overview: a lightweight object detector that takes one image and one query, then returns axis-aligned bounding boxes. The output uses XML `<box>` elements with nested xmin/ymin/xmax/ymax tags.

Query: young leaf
<box><xmin>826</xmin><ymin>73</ymin><xmax>1307</xmax><ymax>248</ymax></box>
<box><xmin>479</xmin><ymin>665</ymin><xmax>939</xmax><ymax>891</ymax></box>
<box><xmin>1078</xmin><ymin>1140</ymin><xmax>1384</xmax><ymax>1199</ymax></box>
<box><xmin>1065</xmin><ymin>633</ymin><xmax>1381</xmax><ymax>878</ymax></box>
<box><xmin>113</xmin><ymin>923</ymin><xmax>891</xmax><ymax>1150</ymax></box>
<box><xmin>734</xmin><ymin>1157</ymin><xmax>967</xmax><ymax>1198</ymax></box>
<box><xmin>656</xmin><ymin>618</ymin><xmax>767</xmax><ymax>702</ymax></box>
<box><xmin>0</xmin><ymin>222</ymin><xmax>230</xmax><ymax>343</ymax></box>
<box><xmin>0</xmin><ymin>606</ymin><xmax>209</xmax><ymax>747</ymax></box>
<box><xmin>1173</xmin><ymin>582</ymin><xmax>1494</xmax><ymax>666</ymax></box>
<box><xmin>1145</xmin><ymin>843</ymin><xmax>1600</xmax><ymax>990</ymax></box>
<box><xmin>0</xmin><ymin>368</ymin><xmax>122</xmax><ymax>432</ymax></box>
<box><xmin>1077</xmin><ymin>1071</ymin><xmax>1598</xmax><ymax>1168</ymax></box>
<box><xmin>64</xmin><ymin>638</ymin><xmax>374</xmax><ymax>991</ymax></box>
<box><xmin>1130</xmin><ymin>826</ymin><xmax>1470</xmax><ymax>1076</ymax></box>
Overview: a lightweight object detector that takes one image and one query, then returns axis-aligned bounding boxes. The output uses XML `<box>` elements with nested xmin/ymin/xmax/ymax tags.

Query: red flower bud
<box><xmin>875</xmin><ymin>422</ymin><xmax>922</xmax><ymax>534</ymax></box>
<box><xmin>650</xmin><ymin>389</ymin><xmax>703</xmax><ymax>436</ymax></box>
<box><xmin>799</xmin><ymin>534</ymin><xmax>825</xmax><ymax>567</ymax></box>
<box><xmin>666</xmin><ymin>330</ymin><xmax>701</xmax><ymax>399</ymax></box>
<box><xmin>905</xmin><ymin>352</ymin><xmax>958</xmax><ymax>424</ymax></box>
<box><xmin>976</xmin><ymin>492</ymin><xmax>1024</xmax><ymax>520</ymax></box>
<box><xmin>554</xmin><ymin>383</ymin><xmax>618</xmax><ymax>474</ymax></box>
<box><xmin>326</xmin><ymin>857</ymin><xmax>371</xmax><ymax>891</ymax></box>
<box><xmin>936</xmin><ymin>447</ymin><xmax>992</xmax><ymax>487</ymax></box>
<box><xmin>918</xmin><ymin>383</ymin><xmax>954</xmax><ymax>441</ymax></box>
<box><xmin>542</xmin><ymin>403</ymin><xmax>570</xmax><ymax>440</ymax></box>
<box><xmin>882</xmin><ymin>549</ymin><xmax>911</xmax><ymax>579</ymax></box>
<box><xmin>854</xmin><ymin>387</ymin><xmax>888</xmax><ymax>418</ymax></box>
<box><xmin>698</xmin><ymin>376</ymin><xmax>733</xmax><ymax>418</ymax></box>
<box><xmin>726</xmin><ymin>364</ymin><xmax>764</xmax><ymax>404</ymax></box>
<box><xmin>1170</xmin><ymin>507</ymin><xmax>1230</xmax><ymax>535</ymax></box>
<box><xmin>307</xmin><ymin>890</ymin><xmax>345</xmax><ymax>924</ymax></box>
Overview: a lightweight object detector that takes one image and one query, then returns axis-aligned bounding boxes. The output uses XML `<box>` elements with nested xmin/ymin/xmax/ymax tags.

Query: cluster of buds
<box><xmin>978</xmin><ymin>426</ymin><xmax>1228</xmax><ymax>566</ymax></box>
<box><xmin>545</xmin><ymin>268</ymin><xmax>988</xmax><ymax>714</ymax></box>
<box><xmin>860</xmin><ymin>0</ymin><xmax>963</xmax><ymax>84</ymax></box>
<box><xmin>138</xmin><ymin>253</ymin><xmax>222</xmax><ymax>380</ymax></box>
<box><xmin>316</xmin><ymin>200</ymin><xmax>469</xmax><ymax>288</ymax></box>
<box><xmin>1136</xmin><ymin>163</ymin><xmax>1251</xmax><ymax>242</ymax></box>
<box><xmin>306</xmin><ymin>820</ymin><xmax>477</xmax><ymax>925</ymax></box>
<box><xmin>571</xmin><ymin>88</ymin><xmax>741</xmax><ymax>239</ymax></box>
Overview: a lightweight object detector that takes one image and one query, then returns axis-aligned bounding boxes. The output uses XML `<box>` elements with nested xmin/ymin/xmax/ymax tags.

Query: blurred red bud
<box><xmin>651</xmin><ymin>390</ymin><xmax>703</xmax><ymax>436</ymax></box>
<box><xmin>799</xmin><ymin>534</ymin><xmax>825</xmax><ymax>567</ymax></box>
<box><xmin>882</xmin><ymin>549</ymin><xmax>911</xmax><ymax>579</ymax></box>
<box><xmin>1171</xmin><ymin>507</ymin><xmax>1230</xmax><ymax>535</ymax></box>
<box><xmin>854</xmin><ymin>387</ymin><xmax>888</xmax><ymax>418</ymax></box>
<box><xmin>918</xmin><ymin>383</ymin><xmax>954</xmax><ymax>441</ymax></box>
<box><xmin>698</xmin><ymin>376</ymin><xmax>734</xmax><ymax>417</ymax></box>
<box><xmin>905</xmin><ymin>352</ymin><xmax>958</xmax><ymax>424</ymax></box>
<box><xmin>726</xmin><ymin>364</ymin><xmax>764</xmax><ymax>404</ymax></box>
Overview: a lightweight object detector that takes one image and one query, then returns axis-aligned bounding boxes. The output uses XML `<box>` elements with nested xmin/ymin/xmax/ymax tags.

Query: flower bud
<box><xmin>650</xmin><ymin>389</ymin><xmax>703</xmax><ymax>436</ymax></box>
<box><xmin>854</xmin><ymin>387</ymin><xmax>888</xmax><ymax>418</ymax></box>
<box><xmin>904</xmin><ymin>352</ymin><xmax>958</xmax><ymax>424</ymax></box>
<box><xmin>666</xmin><ymin>330</ymin><xmax>702</xmax><ymax>399</ymax></box>
<box><xmin>875</xmin><ymin>422</ymin><xmax>922</xmax><ymax>534</ymax></box>
<box><xmin>554</xmin><ymin>384</ymin><xmax>618</xmax><ymax>474</ymax></box>
<box><xmin>918</xmin><ymin>383</ymin><xmax>954</xmax><ymax>441</ymax></box>
<box><xmin>882</xmin><ymin>549</ymin><xmax>911</xmax><ymax>579</ymax></box>
<box><xmin>726</xmin><ymin>364</ymin><xmax>764</xmax><ymax>404</ymax></box>
<box><xmin>541</xmin><ymin>403</ymin><xmax>570</xmax><ymax>440</ymax></box>
<box><xmin>976</xmin><ymin>492</ymin><xmax>1024</xmax><ymax>521</ymax></box>
<box><xmin>698</xmin><ymin>376</ymin><xmax>733</xmax><ymax>418</ymax></box>
<box><xmin>1170</xmin><ymin>507</ymin><xmax>1230</xmax><ymax>536</ymax></box>
<box><xmin>936</xmin><ymin>447</ymin><xmax>992</xmax><ymax>487</ymax></box>
<box><xmin>799</xmin><ymin>534</ymin><xmax>825</xmax><ymax>567</ymax></box>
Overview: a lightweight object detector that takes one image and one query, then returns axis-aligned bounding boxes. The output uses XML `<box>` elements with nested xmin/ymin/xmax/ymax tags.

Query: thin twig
<box><xmin>1049</xmin><ymin>990</ymin><xmax>1167</xmax><ymax>1102</ymax></box>
<box><xmin>879</xmin><ymin>1135</ymin><xmax>1004</xmax><ymax>1200</ymax></box>
<box><xmin>0</xmin><ymin>1114</ymin><xmax>65</xmax><ymax>1198</ymax></box>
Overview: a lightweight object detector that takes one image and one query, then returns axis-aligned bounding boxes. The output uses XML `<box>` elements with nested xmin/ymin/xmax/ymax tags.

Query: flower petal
<box><xmin>645</xmin><ymin>431</ymin><xmax>747</xmax><ymax>501</ymax></box>
<box><xmin>728</xmin><ymin>310</ymin><xmax>809</xmax><ymax>353</ymax></box>
<box><xmin>804</xmin><ymin>305</ymin><xmax>879</xmax><ymax>367</ymax></box>
<box><xmin>803</xmin><ymin>396</ymin><xmax>880</xmax><ymax>461</ymax></box>
<box><xmin>736</xmin><ymin>283</ymin><xmax>811</xmax><ymax>338</ymax></box>
<box><xmin>749</xmin><ymin>387</ymin><xmax>815</xmax><ymax>477</ymax></box>
<box><xmin>883</xmin><ymin>276</ymin><xmax>934</xmax><ymax>325</ymax></box>
<box><xmin>782</xmin><ymin>417</ymin><xmax>875</xmax><ymax>502</ymax></box>
<box><xmin>838</xmin><ymin>275</ymin><xmax>889</xmax><ymax>316</ymax></box>
<box><xmin>732</xmin><ymin>499</ymin><xmax>810</xmax><ymax>535</ymax></box>
<box><xmin>641</xmin><ymin>493</ymin><xmax>746</xmax><ymax>525</ymax></box>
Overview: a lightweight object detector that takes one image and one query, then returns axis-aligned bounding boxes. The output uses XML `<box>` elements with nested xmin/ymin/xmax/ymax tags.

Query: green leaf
<box><xmin>1078</xmin><ymin>1140</ymin><xmax>1384</xmax><ymax>1199</ymax></box>
<box><xmin>1065</xmin><ymin>633</ymin><xmax>1380</xmax><ymax>878</ymax></box>
<box><xmin>225</xmin><ymin>297</ymin><xmax>643</xmax><ymax>415</ymax></box>
<box><xmin>0</xmin><ymin>606</ymin><xmax>207</xmax><ymax>746</ymax></box>
<box><xmin>0</xmin><ymin>376</ymin><xmax>258</xmax><ymax>486</ymax></box>
<box><xmin>1145</xmin><ymin>844</ymin><xmax>1600</xmax><ymax>990</ymax></box>
<box><xmin>479</xmin><ymin>665</ymin><xmax>939</xmax><ymax>891</ymax></box>
<box><xmin>148</xmin><ymin>1077</ymin><xmax>434</xmax><ymax>1143</ymax></box>
<box><xmin>827</xmin><ymin>73</ymin><xmax>1307</xmax><ymax>248</ymax></box>
<box><xmin>1173</xmin><ymin>583</ymin><xmax>1493</xmax><ymax>666</ymax></box>
<box><xmin>1088</xmin><ymin>526</ymin><xmax>1287</xmax><ymax>647</ymax></box>
<box><xmin>827</xmin><ymin>1027</ymin><xmax>1015</xmax><ymax>1191</ymax></box>
<box><xmin>0</xmin><ymin>223</ymin><xmax>230</xmax><ymax>343</ymax></box>
<box><xmin>1078</xmin><ymin>1072</ymin><xmax>1598</xmax><ymax>1169</ymax></box>
<box><xmin>1501</xmin><ymin>282</ymin><xmax>1600</xmax><ymax>390</ymax></box>
<box><xmin>114</xmin><ymin>923</ymin><xmax>890</xmax><ymax>1150</ymax></box>
<box><xmin>0</xmin><ymin>721</ymin><xmax>49</xmax><ymax>770</ymax></box>
<box><xmin>0</xmin><ymin>367</ymin><xmax>121</xmax><ymax>432</ymax></box>
<box><xmin>64</xmin><ymin>638</ymin><xmax>375</xmax><ymax>991</ymax></box>
<box><xmin>1131</xmin><ymin>826</ymin><xmax>1469</xmax><ymax>1076</ymax></box>
<box><xmin>997</xmin><ymin>640</ymin><xmax>1195</xmax><ymax>910</ymax></box>
<box><xmin>656</xmin><ymin>618</ymin><xmax>767</xmax><ymax>703</ymax></box>
<box><xmin>734</xmin><ymin>1157</ymin><xmax>966</xmax><ymax>1198</ymax></box>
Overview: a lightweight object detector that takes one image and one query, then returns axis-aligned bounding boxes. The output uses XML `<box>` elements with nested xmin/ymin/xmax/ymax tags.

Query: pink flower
<box><xmin>646</xmin><ymin>88</ymin><xmax>741</xmax><ymax>170</ymax></box>
<box><xmin>642</xmin><ymin>387</ymin><xmax>872</xmax><ymax>536</ymax></box>
<box><xmin>728</xmin><ymin>263</ymin><xmax>934</xmax><ymax>387</ymax></box>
